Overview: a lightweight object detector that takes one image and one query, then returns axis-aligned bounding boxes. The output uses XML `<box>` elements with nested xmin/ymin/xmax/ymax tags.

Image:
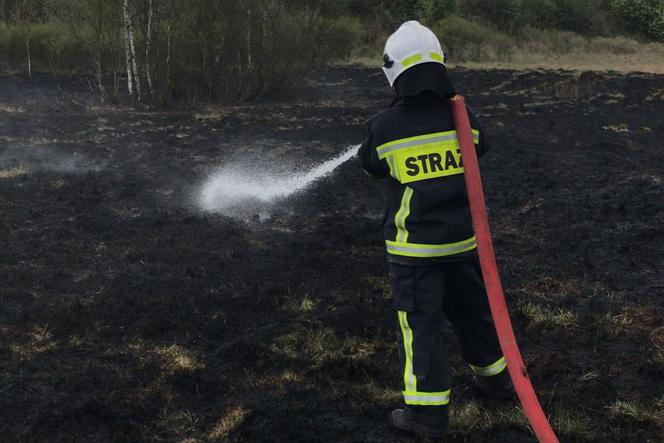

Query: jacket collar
<box><xmin>392</xmin><ymin>63</ymin><xmax>456</xmax><ymax>107</ymax></box>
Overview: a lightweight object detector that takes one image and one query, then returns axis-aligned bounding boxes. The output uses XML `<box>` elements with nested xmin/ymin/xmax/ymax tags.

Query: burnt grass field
<box><xmin>1</xmin><ymin>66</ymin><xmax>663</xmax><ymax>442</ymax></box>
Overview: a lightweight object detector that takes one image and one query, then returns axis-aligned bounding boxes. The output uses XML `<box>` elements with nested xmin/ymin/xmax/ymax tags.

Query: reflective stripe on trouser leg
<box><xmin>469</xmin><ymin>356</ymin><xmax>507</xmax><ymax>377</ymax></box>
<box><xmin>398</xmin><ymin>310</ymin><xmax>450</xmax><ymax>406</ymax></box>
<box><xmin>403</xmin><ymin>390</ymin><xmax>450</xmax><ymax>406</ymax></box>
<box><xmin>397</xmin><ymin>311</ymin><xmax>416</xmax><ymax>392</ymax></box>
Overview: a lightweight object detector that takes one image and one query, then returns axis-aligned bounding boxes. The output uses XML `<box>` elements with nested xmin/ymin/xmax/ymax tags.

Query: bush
<box><xmin>518</xmin><ymin>26</ymin><xmax>587</xmax><ymax>54</ymax></box>
<box><xmin>0</xmin><ymin>22</ymin><xmax>83</xmax><ymax>74</ymax></box>
<box><xmin>419</xmin><ymin>0</ymin><xmax>459</xmax><ymax>23</ymax></box>
<box><xmin>550</xmin><ymin>0</ymin><xmax>609</xmax><ymax>35</ymax></box>
<box><xmin>461</xmin><ymin>0</ymin><xmax>614</xmax><ymax>35</ymax></box>
<box><xmin>381</xmin><ymin>0</ymin><xmax>458</xmax><ymax>26</ymax></box>
<box><xmin>431</xmin><ymin>15</ymin><xmax>515</xmax><ymax>61</ymax></box>
<box><xmin>512</xmin><ymin>0</ymin><xmax>558</xmax><ymax>29</ymax></box>
<box><xmin>612</xmin><ymin>0</ymin><xmax>664</xmax><ymax>41</ymax></box>
<box><xmin>517</xmin><ymin>25</ymin><xmax>642</xmax><ymax>59</ymax></box>
<box><xmin>460</xmin><ymin>0</ymin><xmax>526</xmax><ymax>31</ymax></box>
<box><xmin>327</xmin><ymin>16</ymin><xmax>364</xmax><ymax>61</ymax></box>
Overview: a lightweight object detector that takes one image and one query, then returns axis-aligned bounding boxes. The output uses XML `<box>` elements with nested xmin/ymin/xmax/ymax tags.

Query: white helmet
<box><xmin>382</xmin><ymin>21</ymin><xmax>446</xmax><ymax>87</ymax></box>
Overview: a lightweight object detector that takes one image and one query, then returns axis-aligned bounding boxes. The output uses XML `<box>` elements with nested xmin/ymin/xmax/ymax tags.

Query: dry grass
<box><xmin>597</xmin><ymin>305</ymin><xmax>662</xmax><ymax>338</ymax></box>
<box><xmin>9</xmin><ymin>323</ymin><xmax>57</xmax><ymax>361</ymax></box>
<box><xmin>347</xmin><ymin>35</ymin><xmax>664</xmax><ymax>75</ymax></box>
<box><xmin>606</xmin><ymin>398</ymin><xmax>664</xmax><ymax>425</ymax></box>
<box><xmin>209</xmin><ymin>405</ymin><xmax>251</xmax><ymax>439</ymax></box>
<box><xmin>50</xmin><ymin>178</ymin><xmax>67</xmax><ymax>188</ymax></box>
<box><xmin>450</xmin><ymin>401</ymin><xmax>528</xmax><ymax>433</ymax></box>
<box><xmin>516</xmin><ymin>301</ymin><xmax>579</xmax><ymax>330</ymax></box>
<box><xmin>519</xmin><ymin>276</ymin><xmax>588</xmax><ymax>299</ymax></box>
<box><xmin>553</xmin><ymin>407</ymin><xmax>592</xmax><ymax>437</ymax></box>
<box><xmin>0</xmin><ymin>165</ymin><xmax>28</xmax><ymax>179</ymax></box>
<box><xmin>282</xmin><ymin>292</ymin><xmax>318</xmax><ymax>313</ymax></box>
<box><xmin>153</xmin><ymin>344</ymin><xmax>204</xmax><ymax>373</ymax></box>
<box><xmin>0</xmin><ymin>104</ymin><xmax>25</xmax><ymax>113</ymax></box>
<box><xmin>456</xmin><ymin>54</ymin><xmax>664</xmax><ymax>75</ymax></box>
<box><xmin>126</xmin><ymin>341</ymin><xmax>205</xmax><ymax>374</ymax></box>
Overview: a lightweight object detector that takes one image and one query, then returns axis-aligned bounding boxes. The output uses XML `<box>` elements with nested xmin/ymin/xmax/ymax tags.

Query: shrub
<box><xmin>519</xmin><ymin>0</ymin><xmax>558</xmax><ymax>29</ymax></box>
<box><xmin>549</xmin><ymin>0</ymin><xmax>606</xmax><ymax>34</ymax></box>
<box><xmin>327</xmin><ymin>16</ymin><xmax>364</xmax><ymax>61</ymax></box>
<box><xmin>419</xmin><ymin>0</ymin><xmax>459</xmax><ymax>23</ymax></box>
<box><xmin>519</xmin><ymin>23</ymin><xmax>646</xmax><ymax>56</ymax></box>
<box><xmin>0</xmin><ymin>22</ymin><xmax>83</xmax><ymax>74</ymax></box>
<box><xmin>460</xmin><ymin>0</ymin><xmax>526</xmax><ymax>31</ymax></box>
<box><xmin>432</xmin><ymin>15</ymin><xmax>515</xmax><ymax>61</ymax></box>
<box><xmin>518</xmin><ymin>26</ymin><xmax>587</xmax><ymax>55</ymax></box>
<box><xmin>612</xmin><ymin>0</ymin><xmax>664</xmax><ymax>41</ymax></box>
<box><xmin>461</xmin><ymin>0</ymin><xmax>613</xmax><ymax>35</ymax></box>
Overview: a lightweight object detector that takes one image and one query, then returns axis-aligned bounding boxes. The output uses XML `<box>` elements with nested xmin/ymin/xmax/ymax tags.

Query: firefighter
<box><xmin>358</xmin><ymin>21</ymin><xmax>512</xmax><ymax>438</ymax></box>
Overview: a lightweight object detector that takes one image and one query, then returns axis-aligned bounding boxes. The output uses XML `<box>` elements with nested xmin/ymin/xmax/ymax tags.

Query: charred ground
<box><xmin>0</xmin><ymin>66</ymin><xmax>663</xmax><ymax>442</ymax></box>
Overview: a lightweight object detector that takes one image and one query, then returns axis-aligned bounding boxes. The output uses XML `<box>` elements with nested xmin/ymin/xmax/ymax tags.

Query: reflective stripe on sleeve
<box><xmin>387</xmin><ymin>155</ymin><xmax>399</xmax><ymax>180</ymax></box>
<box><xmin>469</xmin><ymin>356</ymin><xmax>507</xmax><ymax>377</ymax></box>
<box><xmin>394</xmin><ymin>187</ymin><xmax>414</xmax><ymax>243</ymax></box>
<box><xmin>386</xmin><ymin>236</ymin><xmax>477</xmax><ymax>258</ymax></box>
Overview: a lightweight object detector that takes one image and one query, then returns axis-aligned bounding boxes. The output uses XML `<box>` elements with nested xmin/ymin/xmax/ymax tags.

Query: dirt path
<box><xmin>0</xmin><ymin>67</ymin><xmax>663</xmax><ymax>442</ymax></box>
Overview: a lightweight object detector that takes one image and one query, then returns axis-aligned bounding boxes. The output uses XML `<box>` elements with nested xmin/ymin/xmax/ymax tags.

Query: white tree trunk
<box><xmin>166</xmin><ymin>20</ymin><xmax>172</xmax><ymax>85</ymax></box>
<box><xmin>122</xmin><ymin>0</ymin><xmax>134</xmax><ymax>96</ymax></box>
<box><xmin>95</xmin><ymin>55</ymin><xmax>105</xmax><ymax>102</ymax></box>
<box><xmin>145</xmin><ymin>0</ymin><xmax>154</xmax><ymax>97</ymax></box>
<box><xmin>123</xmin><ymin>0</ymin><xmax>141</xmax><ymax>101</ymax></box>
<box><xmin>26</xmin><ymin>34</ymin><xmax>31</xmax><ymax>79</ymax></box>
<box><xmin>246</xmin><ymin>8</ymin><xmax>252</xmax><ymax>70</ymax></box>
<box><xmin>128</xmin><ymin>3</ymin><xmax>141</xmax><ymax>100</ymax></box>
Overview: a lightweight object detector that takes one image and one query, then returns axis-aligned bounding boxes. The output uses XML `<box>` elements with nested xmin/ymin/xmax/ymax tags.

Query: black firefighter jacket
<box><xmin>359</xmin><ymin>94</ymin><xmax>489</xmax><ymax>265</ymax></box>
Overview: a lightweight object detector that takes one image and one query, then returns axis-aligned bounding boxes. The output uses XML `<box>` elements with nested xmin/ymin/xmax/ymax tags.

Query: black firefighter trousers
<box><xmin>389</xmin><ymin>257</ymin><xmax>506</xmax><ymax>423</ymax></box>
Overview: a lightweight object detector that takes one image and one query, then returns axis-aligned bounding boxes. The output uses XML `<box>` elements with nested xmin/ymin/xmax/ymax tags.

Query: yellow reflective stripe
<box><xmin>376</xmin><ymin>130</ymin><xmax>480</xmax><ymax>159</ymax></box>
<box><xmin>394</xmin><ymin>187</ymin><xmax>414</xmax><ymax>243</ymax></box>
<box><xmin>402</xmin><ymin>53</ymin><xmax>423</xmax><ymax>68</ymax></box>
<box><xmin>376</xmin><ymin>131</ymin><xmax>457</xmax><ymax>159</ymax></box>
<box><xmin>398</xmin><ymin>311</ymin><xmax>416</xmax><ymax>393</ymax></box>
<box><xmin>387</xmin><ymin>155</ymin><xmax>399</xmax><ymax>180</ymax></box>
<box><xmin>386</xmin><ymin>236</ymin><xmax>477</xmax><ymax>258</ymax></box>
<box><xmin>470</xmin><ymin>356</ymin><xmax>507</xmax><ymax>377</ymax></box>
<box><xmin>403</xmin><ymin>390</ymin><xmax>451</xmax><ymax>406</ymax></box>
<box><xmin>430</xmin><ymin>51</ymin><xmax>445</xmax><ymax>63</ymax></box>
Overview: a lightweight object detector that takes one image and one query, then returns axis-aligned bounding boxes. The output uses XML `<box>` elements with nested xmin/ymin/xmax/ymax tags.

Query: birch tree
<box><xmin>122</xmin><ymin>0</ymin><xmax>140</xmax><ymax>100</ymax></box>
<box><xmin>25</xmin><ymin>29</ymin><xmax>31</xmax><ymax>78</ymax></box>
<box><xmin>144</xmin><ymin>0</ymin><xmax>154</xmax><ymax>97</ymax></box>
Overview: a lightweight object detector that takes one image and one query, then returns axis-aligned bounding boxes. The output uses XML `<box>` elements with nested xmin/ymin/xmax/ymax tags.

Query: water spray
<box><xmin>199</xmin><ymin>144</ymin><xmax>359</xmax><ymax>214</ymax></box>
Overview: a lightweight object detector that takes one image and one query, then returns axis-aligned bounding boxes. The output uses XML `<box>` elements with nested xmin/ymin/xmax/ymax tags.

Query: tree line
<box><xmin>1</xmin><ymin>0</ymin><xmax>662</xmax><ymax>104</ymax></box>
<box><xmin>0</xmin><ymin>0</ymin><xmax>358</xmax><ymax>103</ymax></box>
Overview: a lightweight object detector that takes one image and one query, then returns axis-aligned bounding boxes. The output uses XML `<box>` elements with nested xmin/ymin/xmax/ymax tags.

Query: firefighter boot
<box><xmin>474</xmin><ymin>370</ymin><xmax>514</xmax><ymax>401</ymax></box>
<box><xmin>389</xmin><ymin>406</ymin><xmax>448</xmax><ymax>438</ymax></box>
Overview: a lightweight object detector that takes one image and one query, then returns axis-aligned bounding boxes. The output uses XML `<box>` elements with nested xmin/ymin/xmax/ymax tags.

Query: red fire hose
<box><xmin>450</xmin><ymin>95</ymin><xmax>559</xmax><ymax>443</ymax></box>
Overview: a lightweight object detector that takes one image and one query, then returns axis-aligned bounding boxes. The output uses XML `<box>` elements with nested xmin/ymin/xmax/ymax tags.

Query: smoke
<box><xmin>198</xmin><ymin>144</ymin><xmax>359</xmax><ymax>215</ymax></box>
<box><xmin>0</xmin><ymin>142</ymin><xmax>103</xmax><ymax>174</ymax></box>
